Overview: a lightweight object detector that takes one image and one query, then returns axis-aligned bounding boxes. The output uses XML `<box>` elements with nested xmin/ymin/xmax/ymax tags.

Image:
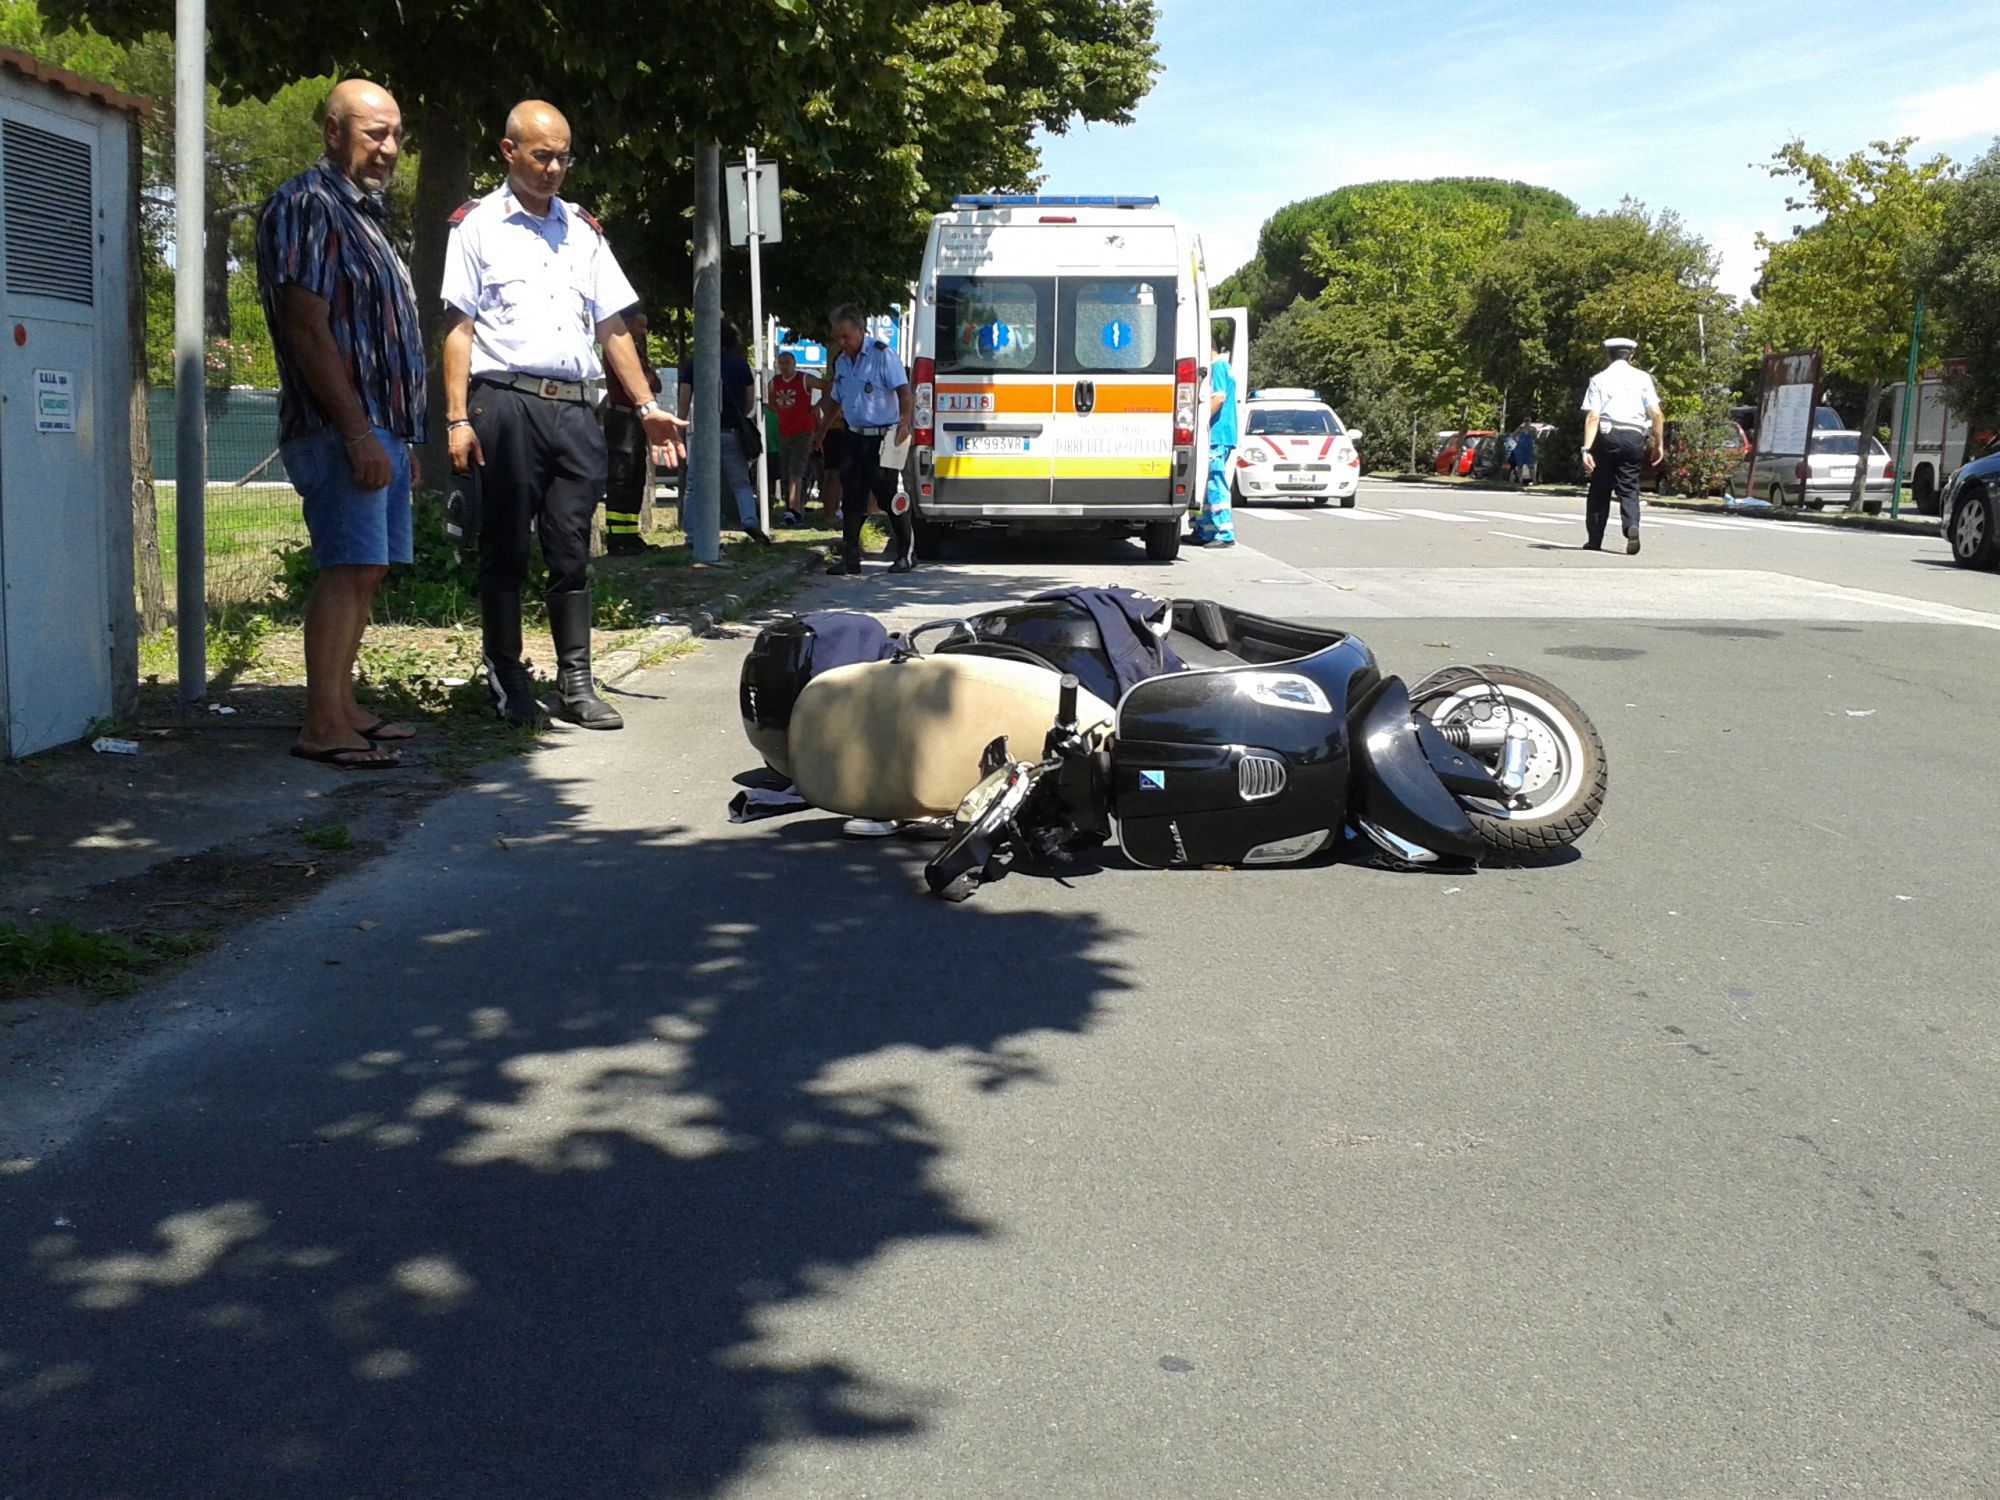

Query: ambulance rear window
<box><xmin>1061</xmin><ymin>279</ymin><xmax>1174</xmax><ymax>375</ymax></box>
<box><xmin>934</xmin><ymin>276</ymin><xmax>1052</xmax><ymax>375</ymax></box>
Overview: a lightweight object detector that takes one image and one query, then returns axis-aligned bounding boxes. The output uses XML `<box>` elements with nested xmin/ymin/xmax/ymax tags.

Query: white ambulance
<box><xmin>906</xmin><ymin>195</ymin><xmax>1237</xmax><ymax>563</ymax></box>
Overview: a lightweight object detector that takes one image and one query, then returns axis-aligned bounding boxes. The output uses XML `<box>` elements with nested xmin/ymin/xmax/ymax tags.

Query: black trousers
<box><xmin>1586</xmin><ymin>427</ymin><xmax>1647</xmax><ymax>544</ymax></box>
<box><xmin>602</xmin><ymin>403</ymin><xmax>647</xmax><ymax>535</ymax></box>
<box><xmin>836</xmin><ymin>428</ymin><xmax>913</xmax><ymax>565</ymax></box>
<box><xmin>469</xmin><ymin>381</ymin><xmax>607</xmax><ymax>598</ymax></box>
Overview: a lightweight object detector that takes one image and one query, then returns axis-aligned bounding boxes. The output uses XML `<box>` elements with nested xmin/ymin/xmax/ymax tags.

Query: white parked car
<box><xmin>1728</xmin><ymin>430</ymin><xmax>1892</xmax><ymax>509</ymax></box>
<box><xmin>1231</xmin><ymin>389</ymin><xmax>1363</xmax><ymax>507</ymax></box>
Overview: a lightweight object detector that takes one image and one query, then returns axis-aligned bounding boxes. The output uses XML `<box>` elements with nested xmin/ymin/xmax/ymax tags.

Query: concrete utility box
<box><xmin>0</xmin><ymin>51</ymin><xmax>143</xmax><ymax>758</ymax></box>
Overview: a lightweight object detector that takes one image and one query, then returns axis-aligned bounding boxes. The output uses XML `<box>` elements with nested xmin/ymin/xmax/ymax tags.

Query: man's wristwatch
<box><xmin>638</xmin><ymin>400</ymin><xmax>663</xmax><ymax>418</ymax></box>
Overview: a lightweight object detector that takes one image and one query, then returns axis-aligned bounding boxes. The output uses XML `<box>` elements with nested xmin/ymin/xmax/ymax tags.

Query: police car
<box><xmin>1231</xmin><ymin>389</ymin><xmax>1362</xmax><ymax>507</ymax></box>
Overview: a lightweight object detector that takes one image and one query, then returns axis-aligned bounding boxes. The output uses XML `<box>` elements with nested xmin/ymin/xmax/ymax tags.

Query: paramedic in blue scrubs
<box><xmin>1191</xmin><ymin>332</ymin><xmax>1238</xmax><ymax>547</ymax></box>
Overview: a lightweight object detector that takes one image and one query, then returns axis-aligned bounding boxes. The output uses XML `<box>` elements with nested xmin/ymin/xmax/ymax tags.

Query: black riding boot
<box><xmin>481</xmin><ymin>588</ymin><xmax>543</xmax><ymax>727</ymax></box>
<box><xmin>886</xmin><ymin>508</ymin><xmax>916</xmax><ymax>573</ymax></box>
<box><xmin>546</xmin><ymin>589</ymin><xmax>624</xmax><ymax>730</ymax></box>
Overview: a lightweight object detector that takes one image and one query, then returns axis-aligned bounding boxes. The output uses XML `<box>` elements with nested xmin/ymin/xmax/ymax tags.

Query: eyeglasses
<box><xmin>521</xmin><ymin>149</ymin><xmax>574</xmax><ymax>168</ymax></box>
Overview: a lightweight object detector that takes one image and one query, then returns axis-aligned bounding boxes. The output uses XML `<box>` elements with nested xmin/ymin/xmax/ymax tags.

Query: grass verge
<box><xmin>0</xmin><ymin>920</ymin><xmax>211</xmax><ymax>1001</ymax></box>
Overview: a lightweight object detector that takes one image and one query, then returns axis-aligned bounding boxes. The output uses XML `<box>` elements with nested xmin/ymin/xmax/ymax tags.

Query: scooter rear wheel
<box><xmin>1410</xmin><ymin>666</ymin><xmax>1607</xmax><ymax>860</ymax></box>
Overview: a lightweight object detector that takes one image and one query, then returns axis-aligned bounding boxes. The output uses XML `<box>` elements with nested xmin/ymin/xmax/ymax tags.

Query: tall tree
<box><xmin>1919</xmin><ymin>138</ymin><xmax>2000</xmax><ymax>430</ymax></box>
<box><xmin>1217</xmin><ymin>177</ymin><xmax>1577</xmax><ymax>327</ymax></box>
<box><xmin>62</xmin><ymin>0</ymin><xmax>1157</xmax><ymax>474</ymax></box>
<box><xmin>1461</xmin><ymin>203</ymin><xmax>1739</xmax><ymax>482</ymax></box>
<box><xmin>1751</xmin><ymin>136</ymin><xmax>1956</xmax><ymax>509</ymax></box>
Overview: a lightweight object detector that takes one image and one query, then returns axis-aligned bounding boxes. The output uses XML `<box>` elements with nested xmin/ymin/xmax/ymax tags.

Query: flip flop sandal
<box><xmin>290</xmin><ymin>743</ymin><xmax>401</xmax><ymax>770</ymax></box>
<box><xmin>356</xmin><ymin>719</ymin><xmax>418</xmax><ymax>742</ymax></box>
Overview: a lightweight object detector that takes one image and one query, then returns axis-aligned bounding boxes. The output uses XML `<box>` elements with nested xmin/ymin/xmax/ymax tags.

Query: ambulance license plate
<box><xmin>958</xmin><ymin>435</ymin><xmax>1030</xmax><ymax>454</ymax></box>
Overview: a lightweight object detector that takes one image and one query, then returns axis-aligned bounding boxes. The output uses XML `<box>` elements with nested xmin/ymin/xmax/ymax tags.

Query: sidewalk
<box><xmin>1368</xmin><ymin>471</ymin><xmax>1942</xmax><ymax>537</ymax></box>
<box><xmin>0</xmin><ymin>543</ymin><xmax>818</xmax><ymax>1002</ymax></box>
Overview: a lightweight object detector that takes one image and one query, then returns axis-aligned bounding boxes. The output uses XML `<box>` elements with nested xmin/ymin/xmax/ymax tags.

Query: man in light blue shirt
<box><xmin>1192</xmin><ymin>333</ymin><xmax>1238</xmax><ymax>546</ymax></box>
<box><xmin>819</xmin><ymin>305</ymin><xmax>916</xmax><ymax>575</ymax></box>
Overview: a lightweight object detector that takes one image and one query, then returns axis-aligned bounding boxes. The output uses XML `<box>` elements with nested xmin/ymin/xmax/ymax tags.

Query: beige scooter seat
<box><xmin>789</xmin><ymin>654</ymin><xmax>1115</xmax><ymax>820</ymax></box>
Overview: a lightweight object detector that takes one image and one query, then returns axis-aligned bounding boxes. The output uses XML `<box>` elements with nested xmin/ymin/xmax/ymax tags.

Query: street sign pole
<box><xmin>1891</xmin><ymin>295</ymin><xmax>1923</xmax><ymax>520</ymax></box>
<box><xmin>173</xmin><ymin>0</ymin><xmax>206</xmax><ymax>702</ymax></box>
<box><xmin>689</xmin><ymin>144</ymin><xmax>722</xmax><ymax>564</ymax></box>
<box><xmin>745</xmin><ymin>147</ymin><xmax>769</xmax><ymax>536</ymax></box>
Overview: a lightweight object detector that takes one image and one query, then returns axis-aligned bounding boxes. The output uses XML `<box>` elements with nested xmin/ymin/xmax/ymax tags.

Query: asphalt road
<box><xmin>4</xmin><ymin>481</ymin><xmax>1998</xmax><ymax>1498</ymax></box>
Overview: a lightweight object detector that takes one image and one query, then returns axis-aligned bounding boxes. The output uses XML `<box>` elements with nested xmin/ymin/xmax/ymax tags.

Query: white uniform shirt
<box><xmin>829</xmin><ymin>341</ymin><xmax>907</xmax><ymax>429</ymax></box>
<box><xmin>1580</xmin><ymin>359</ymin><xmax>1662</xmax><ymax>430</ymax></box>
<box><xmin>440</xmin><ymin>186</ymin><xmax>639</xmax><ymax>382</ymax></box>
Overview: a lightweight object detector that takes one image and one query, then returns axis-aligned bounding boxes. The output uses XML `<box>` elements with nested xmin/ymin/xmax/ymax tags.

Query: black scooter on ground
<box><xmin>739</xmin><ymin>595</ymin><xmax>1607</xmax><ymax>901</ymax></box>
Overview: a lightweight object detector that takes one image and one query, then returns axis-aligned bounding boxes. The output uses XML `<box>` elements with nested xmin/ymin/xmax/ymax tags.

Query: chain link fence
<box><xmin>140</xmin><ymin>387</ymin><xmax>306</xmax><ymax>612</ymax></box>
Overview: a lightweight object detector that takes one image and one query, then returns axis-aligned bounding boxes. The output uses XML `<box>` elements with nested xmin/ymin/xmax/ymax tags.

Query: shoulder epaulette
<box><xmin>871</xmin><ymin>339</ymin><xmax>889</xmax><ymax>352</ymax></box>
<box><xmin>577</xmin><ymin>207</ymin><xmax>605</xmax><ymax>237</ymax></box>
<box><xmin>447</xmin><ymin>198</ymin><xmax>479</xmax><ymax>226</ymax></box>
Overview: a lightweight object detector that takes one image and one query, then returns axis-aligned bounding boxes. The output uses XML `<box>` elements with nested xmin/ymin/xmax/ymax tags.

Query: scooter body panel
<box><xmin>1112</xmin><ymin>637</ymin><xmax>1375</xmax><ymax>868</ymax></box>
<box><xmin>1348</xmin><ymin>678</ymin><xmax>1487</xmax><ymax>860</ymax></box>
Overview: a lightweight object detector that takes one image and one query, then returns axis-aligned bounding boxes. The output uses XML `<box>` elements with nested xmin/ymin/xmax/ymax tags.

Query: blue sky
<box><xmin>1033</xmin><ymin>0</ymin><xmax>2000</xmax><ymax>301</ymax></box>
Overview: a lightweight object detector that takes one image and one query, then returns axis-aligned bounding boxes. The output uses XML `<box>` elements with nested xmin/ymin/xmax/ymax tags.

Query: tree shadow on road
<box><xmin>0</xmin><ymin>754</ymin><xmax>1134</xmax><ymax>1498</ymax></box>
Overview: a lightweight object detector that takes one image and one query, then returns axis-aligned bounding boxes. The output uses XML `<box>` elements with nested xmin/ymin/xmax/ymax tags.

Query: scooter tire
<box><xmin>1410</xmin><ymin>666</ymin><xmax>1607</xmax><ymax>861</ymax></box>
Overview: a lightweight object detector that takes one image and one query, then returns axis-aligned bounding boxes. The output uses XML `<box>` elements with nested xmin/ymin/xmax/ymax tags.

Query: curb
<box><xmin>598</xmin><ymin>547</ymin><xmax>820</xmax><ymax>687</ymax></box>
<box><xmin>1365</xmin><ymin>472</ymin><xmax>1942</xmax><ymax>538</ymax></box>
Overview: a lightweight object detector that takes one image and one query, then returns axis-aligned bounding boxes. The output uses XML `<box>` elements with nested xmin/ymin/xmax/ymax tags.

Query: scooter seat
<box><xmin>789</xmin><ymin>655</ymin><xmax>1115</xmax><ymax>819</ymax></box>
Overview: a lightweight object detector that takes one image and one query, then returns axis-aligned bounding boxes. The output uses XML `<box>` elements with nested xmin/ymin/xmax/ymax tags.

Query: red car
<box><xmin>1433</xmin><ymin>430</ymin><xmax>1497</xmax><ymax>476</ymax></box>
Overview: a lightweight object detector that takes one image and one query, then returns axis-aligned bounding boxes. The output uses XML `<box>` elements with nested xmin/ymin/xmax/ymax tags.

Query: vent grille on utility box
<box><xmin>4</xmin><ymin>118</ymin><xmax>94</xmax><ymax>305</ymax></box>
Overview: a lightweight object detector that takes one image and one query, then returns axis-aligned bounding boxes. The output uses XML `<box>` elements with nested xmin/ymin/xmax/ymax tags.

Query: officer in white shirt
<box><xmin>440</xmin><ymin>99</ymin><xmax>685</xmax><ymax>729</ymax></box>
<box><xmin>1579</xmin><ymin>336</ymin><xmax>1665</xmax><ymax>554</ymax></box>
<box><xmin>818</xmin><ymin>305</ymin><xmax>915</xmax><ymax>576</ymax></box>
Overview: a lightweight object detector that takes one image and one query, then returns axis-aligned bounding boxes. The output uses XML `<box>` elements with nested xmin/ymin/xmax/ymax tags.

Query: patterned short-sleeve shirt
<box><xmin>254</xmin><ymin>159</ymin><xmax>427</xmax><ymax>444</ymax></box>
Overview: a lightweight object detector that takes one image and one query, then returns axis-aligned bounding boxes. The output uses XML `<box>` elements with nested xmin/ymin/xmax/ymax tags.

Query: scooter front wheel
<box><xmin>1410</xmin><ymin>666</ymin><xmax>1607</xmax><ymax>860</ymax></box>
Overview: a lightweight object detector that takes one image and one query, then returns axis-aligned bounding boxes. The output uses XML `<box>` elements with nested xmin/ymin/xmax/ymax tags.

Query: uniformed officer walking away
<box><xmin>1190</xmin><ymin>331</ymin><xmax>1238</xmax><ymax>547</ymax></box>
<box><xmin>1580</xmin><ymin>336</ymin><xmax>1665</xmax><ymax>554</ymax></box>
<box><xmin>441</xmin><ymin>100</ymin><xmax>685</xmax><ymax>730</ymax></box>
<box><xmin>601</xmin><ymin>302</ymin><xmax>660</xmax><ymax>555</ymax></box>
<box><xmin>820</xmin><ymin>306</ymin><xmax>915</xmax><ymax>576</ymax></box>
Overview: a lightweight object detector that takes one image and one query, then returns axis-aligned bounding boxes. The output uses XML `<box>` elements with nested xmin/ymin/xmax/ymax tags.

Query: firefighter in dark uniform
<box><xmin>819</xmin><ymin>304</ymin><xmax>915</xmax><ymax>575</ymax></box>
<box><xmin>602</xmin><ymin>302</ymin><xmax>660</xmax><ymax>555</ymax></box>
<box><xmin>440</xmin><ymin>100</ymin><xmax>684</xmax><ymax>728</ymax></box>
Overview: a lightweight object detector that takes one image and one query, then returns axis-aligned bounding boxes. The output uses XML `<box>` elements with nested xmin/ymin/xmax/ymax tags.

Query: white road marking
<box><xmin>1639</xmin><ymin>516</ymin><xmax>1750</xmax><ymax>531</ymax></box>
<box><xmin>1238</xmin><ymin>507</ymin><xmax>1306</xmax><ymax>522</ymax></box>
<box><xmin>1468</xmin><ymin>510</ymin><xmax>1569</xmax><ymax>525</ymax></box>
<box><xmin>1392</xmin><ymin>507</ymin><xmax>1479</xmax><ymax>523</ymax></box>
<box><xmin>1487</xmin><ymin>530</ymin><xmax>1556</xmax><ymax>544</ymax></box>
<box><xmin>1810</xmin><ymin>590</ymin><xmax>2000</xmax><ymax>631</ymax></box>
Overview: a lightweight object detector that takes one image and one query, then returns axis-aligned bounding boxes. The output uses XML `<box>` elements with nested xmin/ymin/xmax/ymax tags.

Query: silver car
<box><xmin>1731</xmin><ymin>430</ymin><xmax>1892</xmax><ymax>509</ymax></box>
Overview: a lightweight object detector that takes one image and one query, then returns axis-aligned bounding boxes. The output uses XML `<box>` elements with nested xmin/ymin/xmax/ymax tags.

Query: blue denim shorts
<box><xmin>281</xmin><ymin>424</ymin><xmax>413</xmax><ymax>567</ymax></box>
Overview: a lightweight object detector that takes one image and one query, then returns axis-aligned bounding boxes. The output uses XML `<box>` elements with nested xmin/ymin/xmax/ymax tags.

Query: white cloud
<box><xmin>1893</xmin><ymin>70</ymin><xmax>2000</xmax><ymax>146</ymax></box>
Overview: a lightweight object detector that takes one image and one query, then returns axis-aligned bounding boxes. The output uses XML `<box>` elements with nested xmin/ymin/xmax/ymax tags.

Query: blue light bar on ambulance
<box><xmin>952</xmin><ymin>194</ymin><xmax>1160</xmax><ymax>209</ymax></box>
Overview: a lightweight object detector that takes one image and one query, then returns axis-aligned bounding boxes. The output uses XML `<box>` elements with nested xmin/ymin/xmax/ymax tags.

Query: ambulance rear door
<box><xmin>1050</xmin><ymin>265</ymin><xmax>1179</xmax><ymax>515</ymax></box>
<box><xmin>929</xmin><ymin>267</ymin><xmax>1056</xmax><ymax>513</ymax></box>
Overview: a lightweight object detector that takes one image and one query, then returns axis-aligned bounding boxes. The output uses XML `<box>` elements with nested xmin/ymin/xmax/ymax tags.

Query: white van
<box><xmin>907</xmin><ymin>195</ymin><xmax>1232</xmax><ymax>563</ymax></box>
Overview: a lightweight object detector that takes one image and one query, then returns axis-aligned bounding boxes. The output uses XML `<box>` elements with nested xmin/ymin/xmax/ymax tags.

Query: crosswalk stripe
<box><xmin>1239</xmin><ymin>507</ymin><xmax>1306</xmax><ymax>522</ymax></box>
<box><xmin>1392</xmin><ymin>507</ymin><xmax>1479</xmax><ymax>523</ymax></box>
<box><xmin>1322</xmin><ymin>506</ymin><xmax>1396</xmax><ymax>520</ymax></box>
<box><xmin>1467</xmin><ymin>510</ymin><xmax>1568</xmax><ymax>525</ymax></box>
<box><xmin>1645</xmin><ymin>515</ymin><xmax>1756</xmax><ymax>531</ymax></box>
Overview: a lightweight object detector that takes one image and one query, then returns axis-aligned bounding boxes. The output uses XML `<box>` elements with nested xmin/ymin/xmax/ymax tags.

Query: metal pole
<box><xmin>745</xmin><ymin>146</ymin><xmax>770</xmax><ymax>536</ymax></box>
<box><xmin>1890</xmin><ymin>294</ymin><xmax>1923</xmax><ymax>520</ymax></box>
<box><xmin>172</xmin><ymin>0</ymin><xmax>206</xmax><ymax>701</ymax></box>
<box><xmin>689</xmin><ymin>143</ymin><xmax>722</xmax><ymax>564</ymax></box>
